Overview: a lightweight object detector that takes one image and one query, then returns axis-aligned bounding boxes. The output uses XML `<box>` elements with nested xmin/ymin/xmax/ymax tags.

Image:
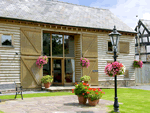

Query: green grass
<box><xmin>0</xmin><ymin>89</ymin><xmax>150</xmax><ymax>113</ymax></box>
<box><xmin>101</xmin><ymin>88</ymin><xmax>150</xmax><ymax>113</ymax></box>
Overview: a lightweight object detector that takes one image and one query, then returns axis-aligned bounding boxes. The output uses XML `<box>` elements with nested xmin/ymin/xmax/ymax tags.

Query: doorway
<box><xmin>52</xmin><ymin>58</ymin><xmax>64</xmax><ymax>85</ymax></box>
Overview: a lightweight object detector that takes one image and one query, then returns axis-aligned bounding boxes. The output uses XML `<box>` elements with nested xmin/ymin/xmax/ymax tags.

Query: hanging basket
<box><xmin>80</xmin><ymin>57</ymin><xmax>90</xmax><ymax>68</ymax></box>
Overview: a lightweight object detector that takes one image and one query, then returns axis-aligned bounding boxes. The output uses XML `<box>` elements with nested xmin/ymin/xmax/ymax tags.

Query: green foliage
<box><xmin>80</xmin><ymin>75</ymin><xmax>91</xmax><ymax>82</ymax></box>
<box><xmin>87</xmin><ymin>88</ymin><xmax>104</xmax><ymax>101</ymax></box>
<box><xmin>41</xmin><ymin>75</ymin><xmax>53</xmax><ymax>83</ymax></box>
<box><xmin>73</xmin><ymin>82</ymin><xmax>90</xmax><ymax>98</ymax></box>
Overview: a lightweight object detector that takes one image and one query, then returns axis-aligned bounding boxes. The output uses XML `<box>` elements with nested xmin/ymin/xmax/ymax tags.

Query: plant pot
<box><xmin>88</xmin><ymin>98</ymin><xmax>99</xmax><ymax>106</ymax></box>
<box><xmin>84</xmin><ymin>81</ymin><xmax>88</xmax><ymax>84</ymax></box>
<box><xmin>77</xmin><ymin>95</ymin><xmax>87</xmax><ymax>105</ymax></box>
<box><xmin>44</xmin><ymin>82</ymin><xmax>51</xmax><ymax>88</ymax></box>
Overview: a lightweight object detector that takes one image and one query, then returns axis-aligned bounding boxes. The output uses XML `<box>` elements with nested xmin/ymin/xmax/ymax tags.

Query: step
<box><xmin>42</xmin><ymin>86</ymin><xmax>127</xmax><ymax>92</ymax></box>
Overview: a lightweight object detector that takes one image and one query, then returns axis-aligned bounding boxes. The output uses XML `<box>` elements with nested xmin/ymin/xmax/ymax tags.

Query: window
<box><xmin>0</xmin><ymin>34</ymin><xmax>13</xmax><ymax>47</ymax></box>
<box><xmin>119</xmin><ymin>42</ymin><xmax>129</xmax><ymax>54</ymax></box>
<box><xmin>108</xmin><ymin>41</ymin><xmax>112</xmax><ymax>51</ymax></box>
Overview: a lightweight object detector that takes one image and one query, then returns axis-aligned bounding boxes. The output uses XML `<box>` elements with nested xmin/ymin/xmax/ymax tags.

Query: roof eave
<box><xmin>0</xmin><ymin>16</ymin><xmax>137</xmax><ymax>34</ymax></box>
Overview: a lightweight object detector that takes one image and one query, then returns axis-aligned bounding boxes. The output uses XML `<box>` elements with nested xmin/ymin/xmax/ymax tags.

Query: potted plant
<box><xmin>72</xmin><ymin>82</ymin><xmax>90</xmax><ymax>105</ymax></box>
<box><xmin>133</xmin><ymin>60</ymin><xmax>143</xmax><ymax>68</ymax></box>
<box><xmin>105</xmin><ymin>61</ymin><xmax>126</xmax><ymax>77</ymax></box>
<box><xmin>80</xmin><ymin>57</ymin><xmax>90</xmax><ymax>68</ymax></box>
<box><xmin>36</xmin><ymin>55</ymin><xmax>48</xmax><ymax>68</ymax></box>
<box><xmin>87</xmin><ymin>88</ymin><xmax>105</xmax><ymax>106</ymax></box>
<box><xmin>80</xmin><ymin>75</ymin><xmax>91</xmax><ymax>83</ymax></box>
<box><xmin>41</xmin><ymin>75</ymin><xmax>53</xmax><ymax>88</ymax></box>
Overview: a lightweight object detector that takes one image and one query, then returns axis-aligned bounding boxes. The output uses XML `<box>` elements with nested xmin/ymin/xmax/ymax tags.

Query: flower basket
<box><xmin>80</xmin><ymin>57</ymin><xmax>90</xmax><ymax>68</ymax></box>
<box><xmin>105</xmin><ymin>61</ymin><xmax>126</xmax><ymax>77</ymax></box>
<box><xmin>133</xmin><ymin>60</ymin><xmax>143</xmax><ymax>68</ymax></box>
<box><xmin>36</xmin><ymin>56</ymin><xmax>48</xmax><ymax>68</ymax></box>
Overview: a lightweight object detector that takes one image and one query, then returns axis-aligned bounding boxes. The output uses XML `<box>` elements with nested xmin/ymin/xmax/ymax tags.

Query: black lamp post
<box><xmin>108</xmin><ymin>26</ymin><xmax>121</xmax><ymax>113</ymax></box>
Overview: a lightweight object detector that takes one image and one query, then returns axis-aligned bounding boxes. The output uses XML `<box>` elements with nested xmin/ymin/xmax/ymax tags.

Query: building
<box><xmin>135</xmin><ymin>19</ymin><xmax>150</xmax><ymax>85</ymax></box>
<box><xmin>0</xmin><ymin>0</ymin><xmax>136</xmax><ymax>89</ymax></box>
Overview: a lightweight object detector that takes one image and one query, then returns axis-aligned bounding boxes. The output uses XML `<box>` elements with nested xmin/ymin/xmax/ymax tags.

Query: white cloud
<box><xmin>90</xmin><ymin>0</ymin><xmax>150</xmax><ymax>30</ymax></box>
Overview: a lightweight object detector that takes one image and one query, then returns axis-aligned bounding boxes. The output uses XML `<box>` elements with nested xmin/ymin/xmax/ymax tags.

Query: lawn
<box><xmin>101</xmin><ymin>88</ymin><xmax>150</xmax><ymax>113</ymax></box>
<box><xmin>0</xmin><ymin>88</ymin><xmax>150</xmax><ymax>113</ymax></box>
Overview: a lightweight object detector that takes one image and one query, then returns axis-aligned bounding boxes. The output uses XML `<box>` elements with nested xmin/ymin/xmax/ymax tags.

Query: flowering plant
<box><xmin>133</xmin><ymin>60</ymin><xmax>143</xmax><ymax>68</ymax></box>
<box><xmin>80</xmin><ymin>75</ymin><xmax>91</xmax><ymax>82</ymax></box>
<box><xmin>80</xmin><ymin>57</ymin><xmax>90</xmax><ymax>68</ymax></box>
<box><xmin>36</xmin><ymin>56</ymin><xmax>48</xmax><ymax>68</ymax></box>
<box><xmin>72</xmin><ymin>82</ymin><xmax>90</xmax><ymax>98</ymax></box>
<box><xmin>105</xmin><ymin>61</ymin><xmax>126</xmax><ymax>77</ymax></box>
<box><xmin>41</xmin><ymin>75</ymin><xmax>53</xmax><ymax>83</ymax></box>
<box><xmin>87</xmin><ymin>88</ymin><xmax>105</xmax><ymax>101</ymax></box>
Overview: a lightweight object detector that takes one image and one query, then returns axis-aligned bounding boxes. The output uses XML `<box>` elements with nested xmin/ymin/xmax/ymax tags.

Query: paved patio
<box><xmin>0</xmin><ymin>95</ymin><xmax>123</xmax><ymax>113</ymax></box>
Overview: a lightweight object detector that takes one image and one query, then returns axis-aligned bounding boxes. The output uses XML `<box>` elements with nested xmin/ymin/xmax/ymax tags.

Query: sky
<box><xmin>55</xmin><ymin>0</ymin><xmax>150</xmax><ymax>30</ymax></box>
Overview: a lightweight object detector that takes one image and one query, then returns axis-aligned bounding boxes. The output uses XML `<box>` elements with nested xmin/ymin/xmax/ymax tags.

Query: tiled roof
<box><xmin>0</xmin><ymin>0</ymin><xmax>135</xmax><ymax>33</ymax></box>
<box><xmin>140</xmin><ymin>19</ymin><xmax>150</xmax><ymax>32</ymax></box>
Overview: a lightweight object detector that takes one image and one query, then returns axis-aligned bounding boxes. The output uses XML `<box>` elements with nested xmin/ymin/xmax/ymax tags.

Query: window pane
<box><xmin>43</xmin><ymin>58</ymin><xmax>51</xmax><ymax>76</ymax></box>
<box><xmin>43</xmin><ymin>33</ymin><xmax>50</xmax><ymax>56</ymax></box>
<box><xmin>64</xmin><ymin>35</ymin><xmax>75</xmax><ymax>57</ymax></box>
<box><xmin>147</xmin><ymin>46</ymin><xmax>150</xmax><ymax>53</ymax></box>
<box><xmin>108</xmin><ymin>42</ymin><xmax>112</xmax><ymax>51</ymax></box>
<box><xmin>141</xmin><ymin>55</ymin><xmax>146</xmax><ymax>62</ymax></box>
<box><xmin>65</xmin><ymin>59</ymin><xmax>75</xmax><ymax>83</ymax></box>
<box><xmin>140</xmin><ymin>46</ymin><xmax>146</xmax><ymax>53</ymax></box>
<box><xmin>52</xmin><ymin>34</ymin><xmax>63</xmax><ymax>57</ymax></box>
<box><xmin>135</xmin><ymin>55</ymin><xmax>139</xmax><ymax>60</ymax></box>
<box><xmin>1</xmin><ymin>35</ymin><xmax>12</xmax><ymax>46</ymax></box>
<box><xmin>142</xmin><ymin>37</ymin><xmax>147</xmax><ymax>42</ymax></box>
<box><xmin>140</xmin><ymin>38</ymin><xmax>142</xmax><ymax>43</ymax></box>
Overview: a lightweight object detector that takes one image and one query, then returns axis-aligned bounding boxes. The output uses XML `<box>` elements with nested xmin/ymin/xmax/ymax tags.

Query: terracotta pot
<box><xmin>84</xmin><ymin>81</ymin><xmax>88</xmax><ymax>84</ymax></box>
<box><xmin>88</xmin><ymin>98</ymin><xmax>99</xmax><ymax>106</ymax></box>
<box><xmin>77</xmin><ymin>95</ymin><xmax>87</xmax><ymax>105</ymax></box>
<box><xmin>44</xmin><ymin>82</ymin><xmax>51</xmax><ymax>88</ymax></box>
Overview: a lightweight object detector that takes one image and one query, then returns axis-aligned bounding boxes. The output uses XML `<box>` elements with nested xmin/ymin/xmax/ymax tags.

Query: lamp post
<box><xmin>109</xmin><ymin>26</ymin><xmax>121</xmax><ymax>113</ymax></box>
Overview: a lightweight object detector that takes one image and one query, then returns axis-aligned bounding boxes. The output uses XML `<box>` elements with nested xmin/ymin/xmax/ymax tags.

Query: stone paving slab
<box><xmin>0</xmin><ymin>95</ymin><xmax>123</xmax><ymax>113</ymax></box>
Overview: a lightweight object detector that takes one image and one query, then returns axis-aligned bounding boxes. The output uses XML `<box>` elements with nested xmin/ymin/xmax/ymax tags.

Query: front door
<box><xmin>52</xmin><ymin>58</ymin><xmax>64</xmax><ymax>85</ymax></box>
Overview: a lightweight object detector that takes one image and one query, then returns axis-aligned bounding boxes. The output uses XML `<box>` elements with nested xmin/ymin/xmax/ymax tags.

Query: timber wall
<box><xmin>0</xmin><ymin>20</ymin><xmax>136</xmax><ymax>87</ymax></box>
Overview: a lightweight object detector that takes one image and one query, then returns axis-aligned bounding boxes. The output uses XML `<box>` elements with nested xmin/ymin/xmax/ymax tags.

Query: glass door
<box><xmin>52</xmin><ymin>58</ymin><xmax>64</xmax><ymax>85</ymax></box>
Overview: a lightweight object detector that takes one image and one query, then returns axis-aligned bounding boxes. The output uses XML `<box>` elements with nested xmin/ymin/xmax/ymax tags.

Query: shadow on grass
<box><xmin>0</xmin><ymin>99</ymin><xmax>16</xmax><ymax>103</ymax></box>
<box><xmin>107</xmin><ymin>110</ymin><xmax>126</xmax><ymax>113</ymax></box>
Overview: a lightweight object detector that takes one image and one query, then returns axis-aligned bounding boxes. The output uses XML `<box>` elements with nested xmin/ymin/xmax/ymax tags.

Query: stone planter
<box><xmin>44</xmin><ymin>82</ymin><xmax>51</xmax><ymax>88</ymax></box>
<box><xmin>77</xmin><ymin>95</ymin><xmax>87</xmax><ymax>105</ymax></box>
<box><xmin>88</xmin><ymin>98</ymin><xmax>99</xmax><ymax>106</ymax></box>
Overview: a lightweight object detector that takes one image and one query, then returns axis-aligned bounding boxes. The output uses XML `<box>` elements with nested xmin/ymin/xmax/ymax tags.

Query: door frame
<box><xmin>52</xmin><ymin>58</ymin><xmax>64</xmax><ymax>85</ymax></box>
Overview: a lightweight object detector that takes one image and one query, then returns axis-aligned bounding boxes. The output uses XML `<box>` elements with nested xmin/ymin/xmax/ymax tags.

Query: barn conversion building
<box><xmin>0</xmin><ymin>0</ymin><xmax>136</xmax><ymax>89</ymax></box>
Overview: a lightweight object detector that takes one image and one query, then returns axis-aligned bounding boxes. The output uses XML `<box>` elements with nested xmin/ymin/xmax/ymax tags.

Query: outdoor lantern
<box><xmin>109</xmin><ymin>26</ymin><xmax>122</xmax><ymax>50</ymax></box>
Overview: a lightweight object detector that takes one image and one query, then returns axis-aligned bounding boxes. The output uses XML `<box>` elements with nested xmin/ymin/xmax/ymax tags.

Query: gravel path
<box><xmin>0</xmin><ymin>95</ymin><xmax>123</xmax><ymax>113</ymax></box>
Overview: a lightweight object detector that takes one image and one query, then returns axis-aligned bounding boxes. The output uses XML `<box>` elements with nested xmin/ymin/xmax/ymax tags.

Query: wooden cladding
<box><xmin>21</xmin><ymin>56</ymin><xmax>42</xmax><ymax>88</ymax></box>
<box><xmin>83</xmin><ymin>59</ymin><xmax>98</xmax><ymax>85</ymax></box>
<box><xmin>20</xmin><ymin>28</ymin><xmax>42</xmax><ymax>56</ymax></box>
<box><xmin>119</xmin><ymin>42</ymin><xmax>129</xmax><ymax>54</ymax></box>
<box><xmin>82</xmin><ymin>34</ymin><xmax>98</xmax><ymax>57</ymax></box>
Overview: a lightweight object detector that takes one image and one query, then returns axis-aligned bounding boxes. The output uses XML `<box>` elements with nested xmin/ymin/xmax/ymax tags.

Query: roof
<box><xmin>140</xmin><ymin>19</ymin><xmax>150</xmax><ymax>32</ymax></box>
<box><xmin>0</xmin><ymin>0</ymin><xmax>135</xmax><ymax>33</ymax></box>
